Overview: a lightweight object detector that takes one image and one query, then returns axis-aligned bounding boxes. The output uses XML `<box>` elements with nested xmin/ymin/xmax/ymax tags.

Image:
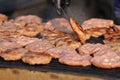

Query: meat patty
<box><xmin>44</xmin><ymin>18</ymin><xmax>73</xmax><ymax>34</ymax></box>
<box><xmin>85</xmin><ymin>28</ymin><xmax>107</xmax><ymax>38</ymax></box>
<box><xmin>59</xmin><ymin>53</ymin><xmax>91</xmax><ymax>66</ymax></box>
<box><xmin>55</xmin><ymin>36</ymin><xmax>81</xmax><ymax>49</ymax></box>
<box><xmin>45</xmin><ymin>46</ymin><xmax>77</xmax><ymax>59</ymax></box>
<box><xmin>0</xmin><ymin>20</ymin><xmax>23</xmax><ymax>38</ymax></box>
<box><xmin>40</xmin><ymin>30</ymin><xmax>65</xmax><ymax>37</ymax></box>
<box><xmin>70</xmin><ymin>18</ymin><xmax>86</xmax><ymax>44</ymax></box>
<box><xmin>91</xmin><ymin>49</ymin><xmax>120</xmax><ymax>69</ymax></box>
<box><xmin>15</xmin><ymin>15</ymin><xmax>42</xmax><ymax>24</ymax></box>
<box><xmin>19</xmin><ymin>24</ymin><xmax>44</xmax><ymax>37</ymax></box>
<box><xmin>1</xmin><ymin>20</ymin><xmax>19</xmax><ymax>32</ymax></box>
<box><xmin>78</xmin><ymin>43</ymin><xmax>108</xmax><ymax>55</ymax></box>
<box><xmin>25</xmin><ymin>40</ymin><xmax>55</xmax><ymax>53</ymax></box>
<box><xmin>0</xmin><ymin>15</ymin><xmax>44</xmax><ymax>38</ymax></box>
<box><xmin>0</xmin><ymin>41</ymin><xmax>22</xmax><ymax>53</ymax></box>
<box><xmin>0</xmin><ymin>14</ymin><xmax>8</xmax><ymax>22</ymax></box>
<box><xmin>22</xmin><ymin>52</ymin><xmax>52</xmax><ymax>65</ymax></box>
<box><xmin>11</xmin><ymin>36</ymin><xmax>41</xmax><ymax>46</ymax></box>
<box><xmin>0</xmin><ymin>48</ymin><xmax>28</xmax><ymax>61</ymax></box>
<box><xmin>41</xmin><ymin>30</ymin><xmax>81</xmax><ymax>49</ymax></box>
<box><xmin>81</xmin><ymin>18</ymin><xmax>113</xmax><ymax>30</ymax></box>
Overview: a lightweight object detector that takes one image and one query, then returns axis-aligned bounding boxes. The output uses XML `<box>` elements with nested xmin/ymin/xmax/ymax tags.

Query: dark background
<box><xmin>0</xmin><ymin>0</ymin><xmax>113</xmax><ymax>23</ymax></box>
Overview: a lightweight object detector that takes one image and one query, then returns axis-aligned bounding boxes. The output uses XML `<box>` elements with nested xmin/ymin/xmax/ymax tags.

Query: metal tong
<box><xmin>52</xmin><ymin>0</ymin><xmax>71</xmax><ymax>16</ymax></box>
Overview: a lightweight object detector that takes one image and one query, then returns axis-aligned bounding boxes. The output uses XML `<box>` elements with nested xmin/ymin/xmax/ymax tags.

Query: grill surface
<box><xmin>0</xmin><ymin>57</ymin><xmax>120</xmax><ymax>79</ymax></box>
<box><xmin>0</xmin><ymin>36</ymin><xmax>118</xmax><ymax>79</ymax></box>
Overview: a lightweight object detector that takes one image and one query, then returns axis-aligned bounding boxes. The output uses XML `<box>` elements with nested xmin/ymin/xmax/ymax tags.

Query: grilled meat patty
<box><xmin>0</xmin><ymin>15</ymin><xmax>44</xmax><ymax>38</ymax></box>
<box><xmin>78</xmin><ymin>43</ymin><xmax>108</xmax><ymax>55</ymax></box>
<box><xmin>0</xmin><ymin>48</ymin><xmax>28</xmax><ymax>61</ymax></box>
<box><xmin>0</xmin><ymin>41</ymin><xmax>22</xmax><ymax>53</ymax></box>
<box><xmin>81</xmin><ymin>18</ymin><xmax>113</xmax><ymax>30</ymax></box>
<box><xmin>45</xmin><ymin>46</ymin><xmax>77</xmax><ymax>59</ymax></box>
<box><xmin>25</xmin><ymin>40</ymin><xmax>55</xmax><ymax>53</ymax></box>
<box><xmin>41</xmin><ymin>30</ymin><xmax>81</xmax><ymax>49</ymax></box>
<box><xmin>91</xmin><ymin>49</ymin><xmax>120</xmax><ymax>69</ymax></box>
<box><xmin>59</xmin><ymin>53</ymin><xmax>91</xmax><ymax>66</ymax></box>
<box><xmin>11</xmin><ymin>36</ymin><xmax>41</xmax><ymax>46</ymax></box>
<box><xmin>44</xmin><ymin>18</ymin><xmax>73</xmax><ymax>34</ymax></box>
<box><xmin>22</xmin><ymin>52</ymin><xmax>52</xmax><ymax>65</ymax></box>
<box><xmin>0</xmin><ymin>14</ymin><xmax>8</xmax><ymax>23</ymax></box>
<box><xmin>15</xmin><ymin>15</ymin><xmax>42</xmax><ymax>24</ymax></box>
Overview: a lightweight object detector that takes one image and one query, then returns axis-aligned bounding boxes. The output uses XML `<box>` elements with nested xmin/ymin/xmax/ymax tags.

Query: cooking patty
<box><xmin>25</xmin><ymin>40</ymin><xmax>55</xmax><ymax>53</ymax></box>
<box><xmin>59</xmin><ymin>53</ymin><xmax>91</xmax><ymax>66</ymax></box>
<box><xmin>0</xmin><ymin>48</ymin><xmax>28</xmax><ymax>61</ymax></box>
<box><xmin>91</xmin><ymin>49</ymin><xmax>120</xmax><ymax>69</ymax></box>
<box><xmin>78</xmin><ymin>43</ymin><xmax>108</xmax><ymax>55</ymax></box>
<box><xmin>81</xmin><ymin>18</ymin><xmax>113</xmax><ymax>30</ymax></box>
<box><xmin>22</xmin><ymin>52</ymin><xmax>52</xmax><ymax>65</ymax></box>
<box><xmin>0</xmin><ymin>40</ymin><xmax>22</xmax><ymax>53</ymax></box>
<box><xmin>45</xmin><ymin>46</ymin><xmax>77</xmax><ymax>59</ymax></box>
<box><xmin>11</xmin><ymin>36</ymin><xmax>41</xmax><ymax>46</ymax></box>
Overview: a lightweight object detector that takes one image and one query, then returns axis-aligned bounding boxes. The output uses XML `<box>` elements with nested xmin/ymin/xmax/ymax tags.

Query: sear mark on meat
<box><xmin>78</xmin><ymin>43</ymin><xmax>109</xmax><ymax>55</ymax></box>
<box><xmin>81</xmin><ymin>18</ymin><xmax>113</xmax><ymax>30</ymax></box>
<box><xmin>44</xmin><ymin>18</ymin><xmax>73</xmax><ymax>34</ymax></box>
<box><xmin>0</xmin><ymin>48</ymin><xmax>28</xmax><ymax>61</ymax></box>
<box><xmin>0</xmin><ymin>41</ymin><xmax>22</xmax><ymax>53</ymax></box>
<box><xmin>15</xmin><ymin>15</ymin><xmax>42</xmax><ymax>24</ymax></box>
<box><xmin>25</xmin><ymin>40</ymin><xmax>55</xmax><ymax>53</ymax></box>
<box><xmin>45</xmin><ymin>46</ymin><xmax>77</xmax><ymax>59</ymax></box>
<box><xmin>11</xmin><ymin>36</ymin><xmax>41</xmax><ymax>47</ymax></box>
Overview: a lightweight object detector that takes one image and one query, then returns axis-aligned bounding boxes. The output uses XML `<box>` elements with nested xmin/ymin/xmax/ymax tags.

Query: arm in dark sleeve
<box><xmin>114</xmin><ymin>0</ymin><xmax>120</xmax><ymax>25</ymax></box>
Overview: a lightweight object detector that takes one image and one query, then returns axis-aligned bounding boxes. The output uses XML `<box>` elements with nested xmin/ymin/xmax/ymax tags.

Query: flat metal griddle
<box><xmin>0</xmin><ymin>37</ymin><xmax>119</xmax><ymax>80</ymax></box>
<box><xmin>0</xmin><ymin>58</ymin><xmax>120</xmax><ymax>80</ymax></box>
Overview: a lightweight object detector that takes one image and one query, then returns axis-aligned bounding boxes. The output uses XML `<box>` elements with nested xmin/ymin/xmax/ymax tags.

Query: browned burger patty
<box><xmin>85</xmin><ymin>28</ymin><xmax>107</xmax><ymax>38</ymax></box>
<box><xmin>91</xmin><ymin>49</ymin><xmax>120</xmax><ymax>69</ymax></box>
<box><xmin>11</xmin><ymin>36</ymin><xmax>41</xmax><ymax>46</ymax></box>
<box><xmin>41</xmin><ymin>30</ymin><xmax>81</xmax><ymax>49</ymax></box>
<box><xmin>0</xmin><ymin>15</ymin><xmax>44</xmax><ymax>38</ymax></box>
<box><xmin>19</xmin><ymin>24</ymin><xmax>44</xmax><ymax>37</ymax></box>
<box><xmin>55</xmin><ymin>36</ymin><xmax>81</xmax><ymax>49</ymax></box>
<box><xmin>0</xmin><ymin>41</ymin><xmax>22</xmax><ymax>53</ymax></box>
<box><xmin>22</xmin><ymin>52</ymin><xmax>52</xmax><ymax>65</ymax></box>
<box><xmin>78</xmin><ymin>43</ymin><xmax>108</xmax><ymax>55</ymax></box>
<box><xmin>70</xmin><ymin>18</ymin><xmax>86</xmax><ymax>44</ymax></box>
<box><xmin>105</xmin><ymin>41</ymin><xmax>120</xmax><ymax>50</ymax></box>
<box><xmin>45</xmin><ymin>46</ymin><xmax>77</xmax><ymax>59</ymax></box>
<box><xmin>59</xmin><ymin>53</ymin><xmax>91</xmax><ymax>66</ymax></box>
<box><xmin>0</xmin><ymin>20</ymin><xmax>23</xmax><ymax>38</ymax></box>
<box><xmin>0</xmin><ymin>14</ymin><xmax>8</xmax><ymax>22</ymax></box>
<box><xmin>25</xmin><ymin>40</ymin><xmax>55</xmax><ymax>53</ymax></box>
<box><xmin>81</xmin><ymin>18</ymin><xmax>113</xmax><ymax>30</ymax></box>
<box><xmin>0</xmin><ymin>48</ymin><xmax>28</xmax><ymax>61</ymax></box>
<box><xmin>15</xmin><ymin>15</ymin><xmax>42</xmax><ymax>24</ymax></box>
<box><xmin>44</xmin><ymin>18</ymin><xmax>73</xmax><ymax>34</ymax></box>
